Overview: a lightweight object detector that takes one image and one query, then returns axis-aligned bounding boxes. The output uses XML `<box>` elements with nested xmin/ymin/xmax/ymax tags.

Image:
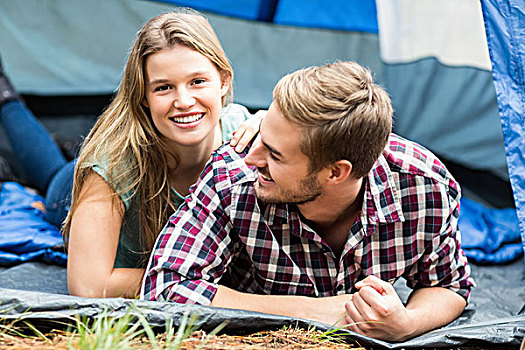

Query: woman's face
<box><xmin>143</xmin><ymin>44</ymin><xmax>229</xmax><ymax>150</ymax></box>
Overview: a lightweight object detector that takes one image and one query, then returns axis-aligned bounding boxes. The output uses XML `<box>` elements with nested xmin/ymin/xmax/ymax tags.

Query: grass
<box><xmin>1</xmin><ymin>307</ymin><xmax>514</xmax><ymax>349</ymax></box>
<box><xmin>66</xmin><ymin>306</ymin><xmax>230</xmax><ymax>349</ymax></box>
<box><xmin>0</xmin><ymin>306</ymin><xmax>363</xmax><ymax>349</ymax></box>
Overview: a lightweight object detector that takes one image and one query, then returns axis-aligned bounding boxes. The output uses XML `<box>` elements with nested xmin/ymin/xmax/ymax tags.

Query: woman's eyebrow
<box><xmin>148</xmin><ymin>78</ymin><xmax>169</xmax><ymax>85</ymax></box>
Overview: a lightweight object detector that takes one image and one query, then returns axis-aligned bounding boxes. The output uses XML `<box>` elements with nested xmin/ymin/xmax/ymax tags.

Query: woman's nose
<box><xmin>174</xmin><ymin>88</ymin><xmax>196</xmax><ymax>109</ymax></box>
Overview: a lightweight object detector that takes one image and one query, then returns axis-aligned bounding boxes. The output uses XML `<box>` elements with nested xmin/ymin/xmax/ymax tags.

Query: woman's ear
<box><xmin>142</xmin><ymin>98</ymin><xmax>149</xmax><ymax>108</ymax></box>
<box><xmin>220</xmin><ymin>75</ymin><xmax>231</xmax><ymax>98</ymax></box>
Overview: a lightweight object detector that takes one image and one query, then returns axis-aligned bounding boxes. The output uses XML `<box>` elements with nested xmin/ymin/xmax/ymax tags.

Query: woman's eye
<box><xmin>269</xmin><ymin>153</ymin><xmax>280</xmax><ymax>161</ymax></box>
<box><xmin>192</xmin><ymin>78</ymin><xmax>206</xmax><ymax>85</ymax></box>
<box><xmin>155</xmin><ymin>85</ymin><xmax>171</xmax><ymax>92</ymax></box>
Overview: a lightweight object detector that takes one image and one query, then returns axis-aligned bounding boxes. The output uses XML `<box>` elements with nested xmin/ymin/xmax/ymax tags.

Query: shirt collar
<box><xmin>361</xmin><ymin>152</ymin><xmax>405</xmax><ymax>236</ymax></box>
<box><xmin>260</xmin><ymin>201</ymin><xmax>323</xmax><ymax>243</ymax></box>
<box><xmin>255</xmin><ymin>151</ymin><xmax>405</xmax><ymax>242</ymax></box>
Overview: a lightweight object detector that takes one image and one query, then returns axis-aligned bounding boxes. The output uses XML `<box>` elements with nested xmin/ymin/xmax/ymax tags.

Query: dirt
<box><xmin>0</xmin><ymin>328</ymin><xmax>364</xmax><ymax>350</ymax></box>
<box><xmin>0</xmin><ymin>328</ymin><xmax>517</xmax><ymax>349</ymax></box>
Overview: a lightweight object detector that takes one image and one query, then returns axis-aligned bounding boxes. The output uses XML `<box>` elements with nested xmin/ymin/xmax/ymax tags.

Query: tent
<box><xmin>0</xmin><ymin>0</ymin><xmax>524</xmax><ymax>348</ymax></box>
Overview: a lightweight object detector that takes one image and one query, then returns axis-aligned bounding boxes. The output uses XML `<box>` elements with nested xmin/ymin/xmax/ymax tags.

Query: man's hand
<box><xmin>343</xmin><ymin>276</ymin><xmax>414</xmax><ymax>341</ymax></box>
<box><xmin>213</xmin><ymin>278</ymin><xmax>465</xmax><ymax>342</ymax></box>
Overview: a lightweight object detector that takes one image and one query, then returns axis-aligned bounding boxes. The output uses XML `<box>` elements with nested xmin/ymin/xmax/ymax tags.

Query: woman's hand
<box><xmin>230</xmin><ymin>110</ymin><xmax>266</xmax><ymax>152</ymax></box>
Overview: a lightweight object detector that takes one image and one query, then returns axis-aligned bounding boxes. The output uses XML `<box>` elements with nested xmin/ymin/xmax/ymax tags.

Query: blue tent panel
<box><xmin>156</xmin><ymin>0</ymin><xmax>263</xmax><ymax>20</ymax></box>
<box><xmin>274</xmin><ymin>0</ymin><xmax>378</xmax><ymax>33</ymax></box>
<box><xmin>153</xmin><ymin>0</ymin><xmax>378</xmax><ymax>33</ymax></box>
<box><xmin>481</xmin><ymin>0</ymin><xmax>525</xmax><ymax>259</ymax></box>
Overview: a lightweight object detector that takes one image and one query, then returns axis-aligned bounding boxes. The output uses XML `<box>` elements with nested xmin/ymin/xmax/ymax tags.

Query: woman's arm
<box><xmin>67</xmin><ymin>170</ymin><xmax>144</xmax><ymax>298</ymax></box>
<box><xmin>229</xmin><ymin>110</ymin><xmax>266</xmax><ymax>152</ymax></box>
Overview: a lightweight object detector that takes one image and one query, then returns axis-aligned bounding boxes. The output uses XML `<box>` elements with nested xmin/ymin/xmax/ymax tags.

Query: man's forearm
<box><xmin>404</xmin><ymin>287</ymin><xmax>466</xmax><ymax>338</ymax></box>
<box><xmin>211</xmin><ymin>285</ymin><xmax>350</xmax><ymax>326</ymax></box>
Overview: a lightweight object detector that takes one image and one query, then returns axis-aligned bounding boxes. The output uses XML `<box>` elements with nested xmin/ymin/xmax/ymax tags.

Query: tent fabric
<box><xmin>376</xmin><ymin>0</ymin><xmax>491</xmax><ymax>70</ymax></box>
<box><xmin>0</xmin><ymin>0</ymin><xmax>509</xmax><ymax>180</ymax></box>
<box><xmin>0</xmin><ymin>0</ymin><xmax>381</xmax><ymax>104</ymax></box>
<box><xmin>155</xmin><ymin>0</ymin><xmax>379</xmax><ymax>33</ymax></box>
<box><xmin>0</xmin><ymin>0</ymin><xmax>165</xmax><ymax>95</ymax></box>
<box><xmin>0</xmin><ymin>260</ymin><xmax>523</xmax><ymax>348</ymax></box>
<box><xmin>480</xmin><ymin>0</ymin><xmax>525</xmax><ymax>258</ymax></box>
<box><xmin>375</xmin><ymin>0</ymin><xmax>508</xmax><ymax>177</ymax></box>
<box><xmin>381</xmin><ymin>57</ymin><xmax>506</xmax><ymax>174</ymax></box>
<box><xmin>0</xmin><ymin>182</ymin><xmax>66</xmax><ymax>266</ymax></box>
<box><xmin>152</xmin><ymin>0</ymin><xmax>264</xmax><ymax>21</ymax></box>
<box><xmin>272</xmin><ymin>0</ymin><xmax>378</xmax><ymax>33</ymax></box>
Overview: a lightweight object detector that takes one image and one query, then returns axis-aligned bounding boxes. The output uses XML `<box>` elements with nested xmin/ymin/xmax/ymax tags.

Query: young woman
<box><xmin>0</xmin><ymin>9</ymin><xmax>259</xmax><ymax>298</ymax></box>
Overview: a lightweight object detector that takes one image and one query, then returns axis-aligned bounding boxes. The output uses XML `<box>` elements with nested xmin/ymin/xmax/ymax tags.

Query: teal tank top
<box><xmin>91</xmin><ymin>103</ymin><xmax>252</xmax><ymax>268</ymax></box>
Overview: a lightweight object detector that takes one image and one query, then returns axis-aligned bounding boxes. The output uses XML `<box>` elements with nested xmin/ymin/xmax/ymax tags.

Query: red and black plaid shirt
<box><xmin>141</xmin><ymin>134</ymin><xmax>474</xmax><ymax>305</ymax></box>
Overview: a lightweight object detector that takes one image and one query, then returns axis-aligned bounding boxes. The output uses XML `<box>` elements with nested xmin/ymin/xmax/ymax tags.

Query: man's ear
<box><xmin>327</xmin><ymin>160</ymin><xmax>353</xmax><ymax>184</ymax></box>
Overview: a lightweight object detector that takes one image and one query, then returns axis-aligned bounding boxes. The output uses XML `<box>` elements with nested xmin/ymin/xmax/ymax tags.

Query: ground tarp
<box><xmin>0</xmin><ymin>259</ymin><xmax>523</xmax><ymax>349</ymax></box>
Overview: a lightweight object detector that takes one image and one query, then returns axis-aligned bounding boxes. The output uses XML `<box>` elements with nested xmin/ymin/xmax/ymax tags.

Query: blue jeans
<box><xmin>0</xmin><ymin>100</ymin><xmax>74</xmax><ymax>227</ymax></box>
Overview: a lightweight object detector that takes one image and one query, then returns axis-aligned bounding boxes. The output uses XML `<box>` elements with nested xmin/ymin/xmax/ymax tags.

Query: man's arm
<box><xmin>341</xmin><ymin>180</ymin><xmax>472</xmax><ymax>341</ymax></box>
<box><xmin>212</xmin><ymin>285</ymin><xmax>352</xmax><ymax>326</ymax></box>
<box><xmin>140</xmin><ymin>155</ymin><xmax>238</xmax><ymax>304</ymax></box>
<box><xmin>343</xmin><ymin>276</ymin><xmax>466</xmax><ymax>341</ymax></box>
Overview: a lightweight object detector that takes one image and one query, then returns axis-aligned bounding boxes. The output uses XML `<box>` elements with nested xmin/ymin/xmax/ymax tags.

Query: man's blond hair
<box><xmin>273</xmin><ymin>61</ymin><xmax>393</xmax><ymax>178</ymax></box>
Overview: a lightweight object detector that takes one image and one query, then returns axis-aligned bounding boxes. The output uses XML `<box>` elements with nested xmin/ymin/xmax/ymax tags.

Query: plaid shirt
<box><xmin>141</xmin><ymin>133</ymin><xmax>474</xmax><ymax>305</ymax></box>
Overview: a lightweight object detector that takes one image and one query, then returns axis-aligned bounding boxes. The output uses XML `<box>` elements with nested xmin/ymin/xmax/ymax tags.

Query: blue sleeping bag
<box><xmin>459</xmin><ymin>197</ymin><xmax>523</xmax><ymax>264</ymax></box>
<box><xmin>0</xmin><ymin>182</ymin><xmax>67</xmax><ymax>266</ymax></box>
<box><xmin>0</xmin><ymin>181</ymin><xmax>521</xmax><ymax>266</ymax></box>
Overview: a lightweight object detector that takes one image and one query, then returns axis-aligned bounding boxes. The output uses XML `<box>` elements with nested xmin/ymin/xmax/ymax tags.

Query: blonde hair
<box><xmin>273</xmin><ymin>61</ymin><xmax>393</xmax><ymax>178</ymax></box>
<box><xmin>62</xmin><ymin>10</ymin><xmax>233</xmax><ymax>257</ymax></box>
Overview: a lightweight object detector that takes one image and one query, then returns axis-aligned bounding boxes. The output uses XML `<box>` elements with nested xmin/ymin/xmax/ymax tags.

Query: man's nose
<box><xmin>245</xmin><ymin>136</ymin><xmax>267</xmax><ymax>168</ymax></box>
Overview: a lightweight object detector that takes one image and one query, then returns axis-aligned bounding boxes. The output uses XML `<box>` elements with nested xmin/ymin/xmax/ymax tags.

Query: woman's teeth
<box><xmin>170</xmin><ymin>113</ymin><xmax>204</xmax><ymax>123</ymax></box>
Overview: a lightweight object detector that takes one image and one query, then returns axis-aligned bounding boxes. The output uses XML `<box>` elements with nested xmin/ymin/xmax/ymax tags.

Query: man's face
<box><xmin>244</xmin><ymin>103</ymin><xmax>323</xmax><ymax>205</ymax></box>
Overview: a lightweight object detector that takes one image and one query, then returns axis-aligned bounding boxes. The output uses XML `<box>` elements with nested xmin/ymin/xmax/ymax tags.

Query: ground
<box><xmin>0</xmin><ymin>328</ymin><xmax>516</xmax><ymax>350</ymax></box>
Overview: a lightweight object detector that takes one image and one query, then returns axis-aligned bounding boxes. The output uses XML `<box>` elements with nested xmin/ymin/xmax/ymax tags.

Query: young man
<box><xmin>141</xmin><ymin>61</ymin><xmax>474</xmax><ymax>341</ymax></box>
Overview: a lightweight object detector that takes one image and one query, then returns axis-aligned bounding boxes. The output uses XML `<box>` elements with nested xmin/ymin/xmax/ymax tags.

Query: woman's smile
<box><xmin>169</xmin><ymin>112</ymin><xmax>206</xmax><ymax>129</ymax></box>
<box><xmin>143</xmin><ymin>44</ymin><xmax>228</xmax><ymax>148</ymax></box>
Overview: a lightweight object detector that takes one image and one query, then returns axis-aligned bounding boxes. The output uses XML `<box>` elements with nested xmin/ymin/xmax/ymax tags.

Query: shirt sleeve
<box><xmin>91</xmin><ymin>163</ymin><xmax>132</xmax><ymax>209</ymax></box>
<box><xmin>140</xmin><ymin>158</ymin><xmax>235</xmax><ymax>305</ymax></box>
<box><xmin>407</xmin><ymin>182</ymin><xmax>475</xmax><ymax>302</ymax></box>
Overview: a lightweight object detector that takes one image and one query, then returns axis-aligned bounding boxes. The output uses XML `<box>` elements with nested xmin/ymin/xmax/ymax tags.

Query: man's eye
<box><xmin>155</xmin><ymin>85</ymin><xmax>171</xmax><ymax>92</ymax></box>
<box><xmin>269</xmin><ymin>153</ymin><xmax>280</xmax><ymax>161</ymax></box>
<box><xmin>192</xmin><ymin>78</ymin><xmax>206</xmax><ymax>85</ymax></box>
